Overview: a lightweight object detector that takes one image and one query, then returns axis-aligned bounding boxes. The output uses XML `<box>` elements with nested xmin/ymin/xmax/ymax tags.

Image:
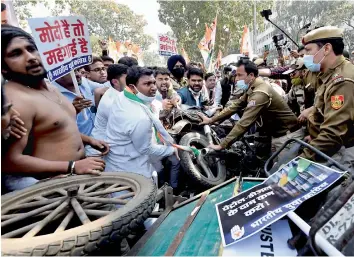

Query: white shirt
<box><xmin>214</xmin><ymin>81</ymin><xmax>222</xmax><ymax>106</ymax></box>
<box><xmin>91</xmin><ymin>87</ymin><xmax>120</xmax><ymax>141</ymax></box>
<box><xmin>104</xmin><ymin>93</ymin><xmax>174</xmax><ymax>177</ymax></box>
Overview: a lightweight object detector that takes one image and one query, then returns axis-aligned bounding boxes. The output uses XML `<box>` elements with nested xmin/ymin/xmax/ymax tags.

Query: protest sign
<box><xmin>158</xmin><ymin>34</ymin><xmax>178</xmax><ymax>57</ymax></box>
<box><xmin>28</xmin><ymin>16</ymin><xmax>92</xmax><ymax>82</ymax></box>
<box><xmin>222</xmin><ymin>219</ymin><xmax>297</xmax><ymax>256</ymax></box>
<box><xmin>216</xmin><ymin>157</ymin><xmax>346</xmax><ymax>247</ymax></box>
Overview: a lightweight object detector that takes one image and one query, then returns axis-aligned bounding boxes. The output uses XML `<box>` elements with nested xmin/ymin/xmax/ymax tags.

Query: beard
<box><xmin>4</xmin><ymin>68</ymin><xmax>47</xmax><ymax>87</ymax></box>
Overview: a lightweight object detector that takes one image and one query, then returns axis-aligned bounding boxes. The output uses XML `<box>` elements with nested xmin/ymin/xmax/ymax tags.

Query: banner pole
<box><xmin>70</xmin><ymin>70</ymin><xmax>88</xmax><ymax>120</ymax></box>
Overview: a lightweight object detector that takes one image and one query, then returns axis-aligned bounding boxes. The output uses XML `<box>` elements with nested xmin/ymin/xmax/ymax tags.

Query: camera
<box><xmin>260</xmin><ymin>9</ymin><xmax>272</xmax><ymax>20</ymax></box>
<box><xmin>272</xmin><ymin>34</ymin><xmax>284</xmax><ymax>45</ymax></box>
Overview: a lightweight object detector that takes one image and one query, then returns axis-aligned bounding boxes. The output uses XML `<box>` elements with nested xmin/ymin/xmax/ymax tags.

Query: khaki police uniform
<box><xmin>300</xmin><ymin>27</ymin><xmax>354</xmax><ymax>172</ymax></box>
<box><xmin>284</xmin><ymin>58</ymin><xmax>307</xmax><ymax>114</ymax></box>
<box><xmin>211</xmin><ymin>77</ymin><xmax>301</xmax><ymax>150</ymax></box>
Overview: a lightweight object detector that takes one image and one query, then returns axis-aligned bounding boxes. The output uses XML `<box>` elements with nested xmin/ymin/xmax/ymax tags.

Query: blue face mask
<box><xmin>303</xmin><ymin>46</ymin><xmax>325</xmax><ymax>72</ymax></box>
<box><xmin>236</xmin><ymin>80</ymin><xmax>248</xmax><ymax>91</ymax></box>
<box><xmin>135</xmin><ymin>86</ymin><xmax>155</xmax><ymax>103</ymax></box>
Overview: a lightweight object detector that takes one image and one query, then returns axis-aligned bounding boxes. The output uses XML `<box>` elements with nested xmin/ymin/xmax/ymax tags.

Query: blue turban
<box><xmin>167</xmin><ymin>55</ymin><xmax>186</xmax><ymax>72</ymax></box>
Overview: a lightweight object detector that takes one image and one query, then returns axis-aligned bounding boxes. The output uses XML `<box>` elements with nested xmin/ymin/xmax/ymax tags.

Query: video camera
<box><xmin>260</xmin><ymin>9</ymin><xmax>272</xmax><ymax>20</ymax></box>
<box><xmin>272</xmin><ymin>34</ymin><xmax>284</xmax><ymax>45</ymax></box>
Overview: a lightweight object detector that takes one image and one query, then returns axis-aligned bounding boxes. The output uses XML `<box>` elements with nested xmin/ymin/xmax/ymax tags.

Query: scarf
<box><xmin>124</xmin><ymin>88</ymin><xmax>200</xmax><ymax>156</ymax></box>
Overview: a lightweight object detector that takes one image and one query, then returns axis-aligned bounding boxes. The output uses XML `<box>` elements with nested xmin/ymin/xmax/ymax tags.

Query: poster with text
<box><xmin>158</xmin><ymin>34</ymin><xmax>178</xmax><ymax>57</ymax></box>
<box><xmin>216</xmin><ymin>157</ymin><xmax>346</xmax><ymax>247</ymax></box>
<box><xmin>28</xmin><ymin>16</ymin><xmax>92</xmax><ymax>81</ymax></box>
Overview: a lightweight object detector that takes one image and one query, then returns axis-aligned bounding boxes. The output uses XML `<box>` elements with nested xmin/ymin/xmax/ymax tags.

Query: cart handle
<box><xmin>264</xmin><ymin>138</ymin><xmax>347</xmax><ymax>173</ymax></box>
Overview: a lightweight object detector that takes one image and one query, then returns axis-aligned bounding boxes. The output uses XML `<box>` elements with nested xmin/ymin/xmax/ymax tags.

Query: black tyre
<box><xmin>179</xmin><ymin>132</ymin><xmax>226</xmax><ymax>187</ymax></box>
<box><xmin>1</xmin><ymin>172</ymin><xmax>156</xmax><ymax>256</ymax></box>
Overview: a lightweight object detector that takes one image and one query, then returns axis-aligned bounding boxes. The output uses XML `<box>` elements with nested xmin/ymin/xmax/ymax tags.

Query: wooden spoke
<box><xmin>1</xmin><ymin>213</ymin><xmax>21</xmax><ymax>220</ymax></box>
<box><xmin>78</xmin><ymin>184</ymin><xmax>86</xmax><ymax>194</ymax></box>
<box><xmin>76</xmin><ymin>195</ymin><xmax>128</xmax><ymax>205</ymax></box>
<box><xmin>82</xmin><ymin>182</ymin><xmax>104</xmax><ymax>194</ymax></box>
<box><xmin>1</xmin><ymin>200</ymin><xmax>65</xmax><ymax>228</ymax></box>
<box><xmin>83</xmin><ymin>186</ymin><xmax>131</xmax><ymax>197</ymax></box>
<box><xmin>2</xmin><ymin>212</ymin><xmax>66</xmax><ymax>238</ymax></box>
<box><xmin>2</xmin><ymin>197</ymin><xmax>66</xmax><ymax>214</ymax></box>
<box><xmin>23</xmin><ymin>199</ymin><xmax>70</xmax><ymax>238</ymax></box>
<box><xmin>56</xmin><ymin>189</ymin><xmax>68</xmax><ymax>196</ymax></box>
<box><xmin>83</xmin><ymin>209</ymin><xmax>110</xmax><ymax>217</ymax></box>
<box><xmin>71</xmin><ymin>198</ymin><xmax>90</xmax><ymax>225</ymax></box>
<box><xmin>106</xmin><ymin>183</ymin><xmax>121</xmax><ymax>190</ymax></box>
<box><xmin>115</xmin><ymin>192</ymin><xmax>135</xmax><ymax>199</ymax></box>
<box><xmin>55</xmin><ymin>210</ymin><xmax>74</xmax><ymax>233</ymax></box>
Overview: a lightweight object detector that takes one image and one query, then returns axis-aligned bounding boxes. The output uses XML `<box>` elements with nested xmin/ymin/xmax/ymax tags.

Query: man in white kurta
<box><xmin>104</xmin><ymin>67</ymin><xmax>175</xmax><ymax>178</ymax></box>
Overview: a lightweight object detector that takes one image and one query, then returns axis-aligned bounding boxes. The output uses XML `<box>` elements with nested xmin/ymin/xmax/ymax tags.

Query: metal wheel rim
<box><xmin>187</xmin><ymin>137</ymin><xmax>223</xmax><ymax>182</ymax></box>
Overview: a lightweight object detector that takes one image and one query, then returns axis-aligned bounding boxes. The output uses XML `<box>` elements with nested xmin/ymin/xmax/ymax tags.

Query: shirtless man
<box><xmin>1</xmin><ymin>25</ymin><xmax>108</xmax><ymax>192</ymax></box>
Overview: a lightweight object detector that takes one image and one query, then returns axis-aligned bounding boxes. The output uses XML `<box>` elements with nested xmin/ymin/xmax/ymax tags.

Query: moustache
<box><xmin>26</xmin><ymin>63</ymin><xmax>43</xmax><ymax>71</ymax></box>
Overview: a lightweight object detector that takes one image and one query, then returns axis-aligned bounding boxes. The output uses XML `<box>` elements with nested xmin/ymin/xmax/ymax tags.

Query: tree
<box><xmin>13</xmin><ymin>0</ymin><xmax>154</xmax><ymax>50</ymax></box>
<box><xmin>158</xmin><ymin>1</ymin><xmax>272</xmax><ymax>62</ymax></box>
<box><xmin>141</xmin><ymin>51</ymin><xmax>167</xmax><ymax>67</ymax></box>
<box><xmin>320</xmin><ymin>1</ymin><xmax>354</xmax><ymax>53</ymax></box>
<box><xmin>274</xmin><ymin>0</ymin><xmax>353</xmax><ymax>51</ymax></box>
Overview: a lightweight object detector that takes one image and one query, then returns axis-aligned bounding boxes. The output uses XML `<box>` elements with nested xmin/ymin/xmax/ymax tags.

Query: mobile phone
<box><xmin>264</xmin><ymin>45</ymin><xmax>270</xmax><ymax>51</ymax></box>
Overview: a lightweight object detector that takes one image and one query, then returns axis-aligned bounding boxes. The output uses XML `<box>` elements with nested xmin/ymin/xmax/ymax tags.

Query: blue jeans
<box><xmin>158</xmin><ymin>155</ymin><xmax>180</xmax><ymax>188</ymax></box>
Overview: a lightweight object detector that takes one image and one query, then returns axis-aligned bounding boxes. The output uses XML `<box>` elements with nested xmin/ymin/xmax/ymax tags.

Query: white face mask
<box><xmin>134</xmin><ymin>86</ymin><xmax>155</xmax><ymax>103</ymax></box>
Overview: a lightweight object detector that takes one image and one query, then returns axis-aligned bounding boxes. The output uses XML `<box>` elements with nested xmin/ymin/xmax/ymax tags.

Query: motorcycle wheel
<box><xmin>1</xmin><ymin>172</ymin><xmax>156</xmax><ymax>256</ymax></box>
<box><xmin>179</xmin><ymin>132</ymin><xmax>226</xmax><ymax>187</ymax></box>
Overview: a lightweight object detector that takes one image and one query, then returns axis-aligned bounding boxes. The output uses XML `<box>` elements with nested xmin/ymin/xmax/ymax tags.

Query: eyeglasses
<box><xmin>90</xmin><ymin>67</ymin><xmax>107</xmax><ymax>73</ymax></box>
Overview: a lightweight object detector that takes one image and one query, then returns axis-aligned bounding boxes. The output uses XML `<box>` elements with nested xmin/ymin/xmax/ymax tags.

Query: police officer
<box><xmin>299</xmin><ymin>26</ymin><xmax>354</xmax><ymax>171</ymax></box>
<box><xmin>283</xmin><ymin>58</ymin><xmax>307</xmax><ymax>116</ymax></box>
<box><xmin>199</xmin><ymin>59</ymin><xmax>303</xmax><ymax>157</ymax></box>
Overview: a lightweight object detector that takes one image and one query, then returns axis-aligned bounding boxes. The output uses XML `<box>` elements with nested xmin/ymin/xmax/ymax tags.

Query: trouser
<box><xmin>2</xmin><ymin>175</ymin><xmax>38</xmax><ymax>194</ymax></box>
<box><xmin>272</xmin><ymin>128</ymin><xmax>305</xmax><ymax>160</ymax></box>
<box><xmin>155</xmin><ymin>155</ymin><xmax>180</xmax><ymax>188</ymax></box>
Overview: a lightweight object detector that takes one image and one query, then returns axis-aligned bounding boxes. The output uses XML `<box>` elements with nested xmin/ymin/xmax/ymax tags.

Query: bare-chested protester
<box><xmin>1</xmin><ymin>25</ymin><xmax>109</xmax><ymax>193</ymax></box>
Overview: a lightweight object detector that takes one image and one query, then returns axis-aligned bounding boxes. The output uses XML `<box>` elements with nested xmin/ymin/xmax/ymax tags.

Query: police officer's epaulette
<box><xmin>324</xmin><ymin>77</ymin><xmax>354</xmax><ymax>100</ymax></box>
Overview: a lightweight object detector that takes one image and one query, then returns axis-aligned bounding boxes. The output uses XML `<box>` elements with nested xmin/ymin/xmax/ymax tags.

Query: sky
<box><xmin>29</xmin><ymin>0</ymin><xmax>171</xmax><ymax>38</ymax></box>
<box><xmin>115</xmin><ymin>0</ymin><xmax>171</xmax><ymax>37</ymax></box>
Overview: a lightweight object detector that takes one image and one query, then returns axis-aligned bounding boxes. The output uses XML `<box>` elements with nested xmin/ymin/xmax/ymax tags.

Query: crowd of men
<box><xmin>1</xmin><ymin>24</ymin><xmax>354</xmax><ymax>195</ymax></box>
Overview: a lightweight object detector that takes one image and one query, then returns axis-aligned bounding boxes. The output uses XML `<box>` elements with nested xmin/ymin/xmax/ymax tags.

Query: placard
<box><xmin>216</xmin><ymin>157</ymin><xmax>346</xmax><ymax>247</ymax></box>
<box><xmin>28</xmin><ymin>16</ymin><xmax>92</xmax><ymax>81</ymax></box>
<box><xmin>158</xmin><ymin>34</ymin><xmax>178</xmax><ymax>57</ymax></box>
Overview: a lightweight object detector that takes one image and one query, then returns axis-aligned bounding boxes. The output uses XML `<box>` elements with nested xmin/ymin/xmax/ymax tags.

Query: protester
<box><xmin>283</xmin><ymin>58</ymin><xmax>307</xmax><ymax>116</ymax></box>
<box><xmin>101</xmin><ymin>55</ymin><xmax>114</xmax><ymax>68</ymax></box>
<box><xmin>154</xmin><ymin>67</ymin><xmax>180</xmax><ymax>106</ymax></box>
<box><xmin>84</xmin><ymin>56</ymin><xmax>108</xmax><ymax>84</ymax></box>
<box><xmin>153</xmin><ymin>67</ymin><xmax>181</xmax><ymax>190</ymax></box>
<box><xmin>118</xmin><ymin>56</ymin><xmax>138</xmax><ymax>67</ymax></box>
<box><xmin>178</xmin><ymin>67</ymin><xmax>209</xmax><ymax>107</ymax></box>
<box><xmin>104</xmin><ymin>66</ymin><xmax>177</xmax><ymax>178</ymax></box>
<box><xmin>290</xmin><ymin>45</ymin><xmax>306</xmax><ymax>59</ymax></box>
<box><xmin>199</xmin><ymin>59</ymin><xmax>302</xmax><ymax>159</ymax></box>
<box><xmin>204</xmin><ymin>72</ymin><xmax>222</xmax><ymax>116</ymax></box>
<box><xmin>218</xmin><ymin>66</ymin><xmax>234</xmax><ymax>107</ymax></box>
<box><xmin>167</xmin><ymin>54</ymin><xmax>187</xmax><ymax>90</ymax></box>
<box><xmin>204</xmin><ymin>72</ymin><xmax>217</xmax><ymax>104</ymax></box>
<box><xmin>215</xmin><ymin>70</ymin><xmax>222</xmax><ymax>81</ymax></box>
<box><xmin>299</xmin><ymin>26</ymin><xmax>354</xmax><ymax>170</ymax></box>
<box><xmin>89</xmin><ymin>64</ymin><xmax>128</xmax><ymax>152</ymax></box>
<box><xmin>1</xmin><ymin>87</ymin><xmax>26</xmax><ymax>141</ymax></box>
<box><xmin>77</xmin><ymin>66</ymin><xmax>87</xmax><ymax>78</ymax></box>
<box><xmin>1</xmin><ymin>25</ymin><xmax>108</xmax><ymax>192</ymax></box>
<box><xmin>52</xmin><ymin>68</ymin><xmax>95</xmax><ymax>136</ymax></box>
